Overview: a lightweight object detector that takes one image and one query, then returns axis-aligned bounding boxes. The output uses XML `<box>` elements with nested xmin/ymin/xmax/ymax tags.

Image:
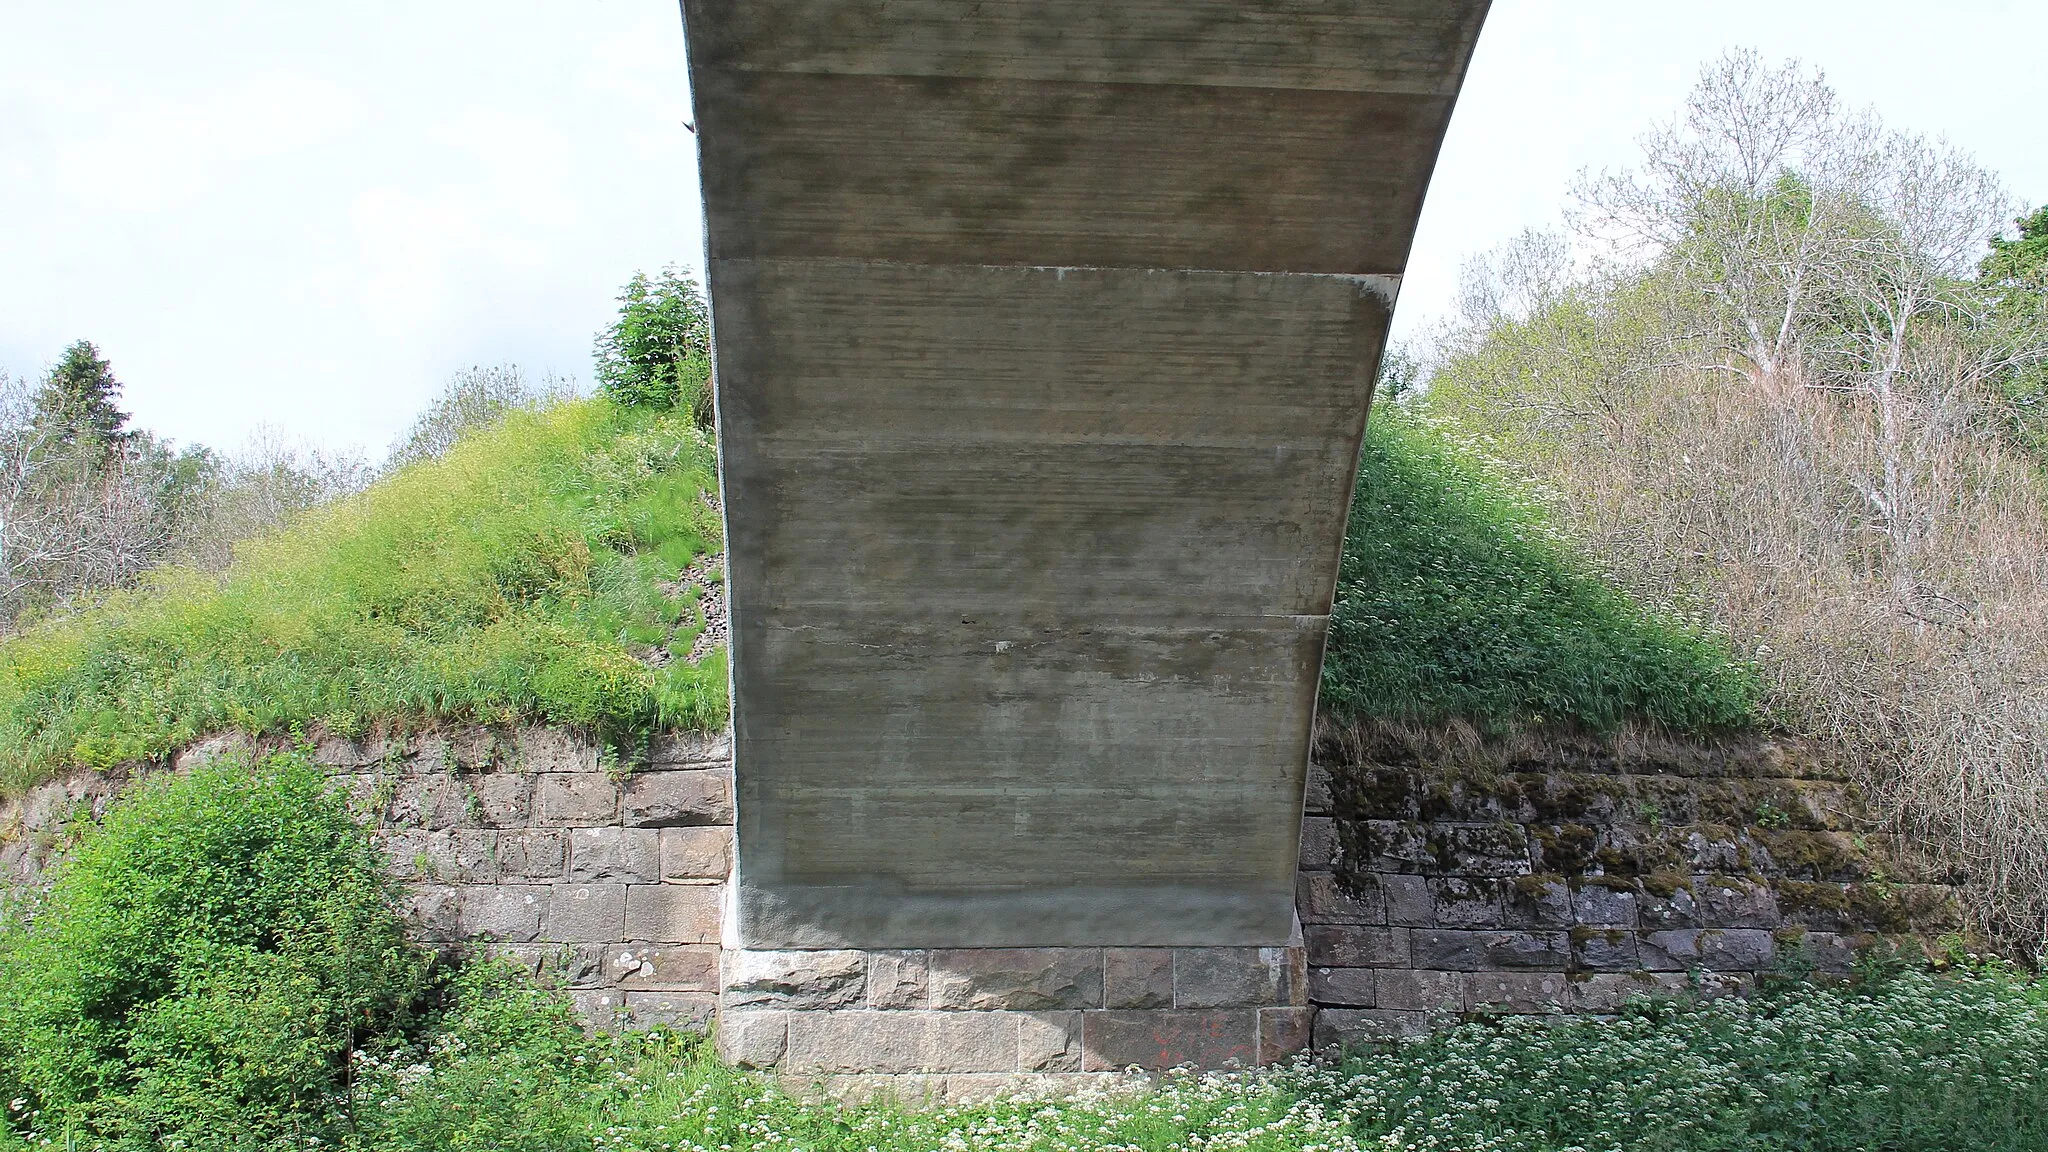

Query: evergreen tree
<box><xmin>34</xmin><ymin>340</ymin><xmax>134</xmax><ymax>454</ymax></box>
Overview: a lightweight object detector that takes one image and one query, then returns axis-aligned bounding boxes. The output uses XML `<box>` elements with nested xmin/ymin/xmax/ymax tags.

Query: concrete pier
<box><xmin>684</xmin><ymin>1</ymin><xmax>1492</xmax><ymax>948</ymax></box>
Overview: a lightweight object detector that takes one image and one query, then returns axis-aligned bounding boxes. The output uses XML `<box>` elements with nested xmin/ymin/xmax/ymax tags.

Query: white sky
<box><xmin>3</xmin><ymin>1</ymin><xmax>2043</xmax><ymax>457</ymax></box>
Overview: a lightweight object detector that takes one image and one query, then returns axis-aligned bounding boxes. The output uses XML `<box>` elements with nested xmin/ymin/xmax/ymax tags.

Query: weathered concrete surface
<box><xmin>684</xmin><ymin>0</ymin><xmax>1492</xmax><ymax>947</ymax></box>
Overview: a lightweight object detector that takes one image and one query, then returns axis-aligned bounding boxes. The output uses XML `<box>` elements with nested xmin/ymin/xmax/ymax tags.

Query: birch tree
<box><xmin>1577</xmin><ymin>51</ymin><xmax>1876</xmax><ymax>393</ymax></box>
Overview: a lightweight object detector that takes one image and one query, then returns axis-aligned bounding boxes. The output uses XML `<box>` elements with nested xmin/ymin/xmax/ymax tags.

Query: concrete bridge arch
<box><xmin>685</xmin><ymin>0</ymin><xmax>1493</xmax><ymax>951</ymax></box>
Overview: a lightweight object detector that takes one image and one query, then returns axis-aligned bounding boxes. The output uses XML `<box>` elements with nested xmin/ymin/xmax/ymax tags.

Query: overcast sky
<box><xmin>3</xmin><ymin>1</ymin><xmax>2043</xmax><ymax>458</ymax></box>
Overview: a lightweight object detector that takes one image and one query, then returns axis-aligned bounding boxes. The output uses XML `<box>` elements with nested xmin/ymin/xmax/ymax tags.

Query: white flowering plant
<box><xmin>325</xmin><ymin>963</ymin><xmax>2048</xmax><ymax>1152</ymax></box>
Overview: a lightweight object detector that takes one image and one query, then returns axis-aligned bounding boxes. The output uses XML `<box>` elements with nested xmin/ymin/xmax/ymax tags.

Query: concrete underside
<box><xmin>685</xmin><ymin>0</ymin><xmax>1491</xmax><ymax>948</ymax></box>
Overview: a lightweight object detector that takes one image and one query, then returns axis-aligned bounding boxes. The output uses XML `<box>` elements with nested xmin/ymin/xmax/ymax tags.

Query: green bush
<box><xmin>1321</xmin><ymin>415</ymin><xmax>1760</xmax><ymax>734</ymax></box>
<box><xmin>0</xmin><ymin>751</ymin><xmax>431</xmax><ymax>1147</ymax></box>
<box><xmin>350</xmin><ymin>960</ymin><xmax>615</xmax><ymax>1151</ymax></box>
<box><xmin>594</xmin><ymin>268</ymin><xmax>715</xmax><ymax>427</ymax></box>
<box><xmin>0</xmin><ymin>397</ymin><xmax>727</xmax><ymax>793</ymax></box>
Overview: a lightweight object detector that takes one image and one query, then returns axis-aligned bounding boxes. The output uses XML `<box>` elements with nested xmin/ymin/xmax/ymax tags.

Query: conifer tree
<box><xmin>35</xmin><ymin>340</ymin><xmax>133</xmax><ymax>455</ymax></box>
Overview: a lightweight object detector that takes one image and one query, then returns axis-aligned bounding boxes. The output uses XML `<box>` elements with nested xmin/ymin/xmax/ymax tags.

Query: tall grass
<box><xmin>0</xmin><ymin>398</ymin><xmax>726</xmax><ymax>792</ymax></box>
<box><xmin>1319</xmin><ymin>415</ymin><xmax>1760</xmax><ymax>735</ymax></box>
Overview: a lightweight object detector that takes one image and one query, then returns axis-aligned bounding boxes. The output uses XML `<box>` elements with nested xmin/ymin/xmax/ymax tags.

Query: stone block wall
<box><xmin>1298</xmin><ymin>729</ymin><xmax>1967</xmax><ymax>1050</ymax></box>
<box><xmin>311</xmin><ymin>727</ymin><xmax>737</xmax><ymax>1030</ymax></box>
<box><xmin>715</xmin><ymin>944</ymin><xmax>1310</xmax><ymax>1100</ymax></box>
<box><xmin>0</xmin><ymin>727</ymin><xmax>740</xmax><ymax>1031</ymax></box>
<box><xmin>0</xmin><ymin>724</ymin><xmax>1970</xmax><ymax>1094</ymax></box>
<box><xmin>0</xmin><ymin>725</ymin><xmax>1309</xmax><ymax>1097</ymax></box>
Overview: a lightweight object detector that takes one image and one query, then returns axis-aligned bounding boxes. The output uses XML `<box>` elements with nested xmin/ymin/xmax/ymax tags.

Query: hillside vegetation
<box><xmin>1320</xmin><ymin>414</ymin><xmax>1758</xmax><ymax>734</ymax></box>
<box><xmin>0</xmin><ymin>399</ymin><xmax>726</xmax><ymax>792</ymax></box>
<box><xmin>1420</xmin><ymin>53</ymin><xmax>2048</xmax><ymax>943</ymax></box>
<box><xmin>0</xmin><ymin>251</ymin><xmax>1773</xmax><ymax>797</ymax></box>
<box><xmin>0</xmin><ymin>388</ymin><xmax>1760</xmax><ymax>793</ymax></box>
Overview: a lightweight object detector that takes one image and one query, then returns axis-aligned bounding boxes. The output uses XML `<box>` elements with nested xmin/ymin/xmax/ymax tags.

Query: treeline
<box><xmin>0</xmin><ymin>344</ymin><xmax>369</xmax><ymax>628</ymax></box>
<box><xmin>1411</xmin><ymin>52</ymin><xmax>2048</xmax><ymax>947</ymax></box>
<box><xmin>0</xmin><ymin>267</ymin><xmax>711</xmax><ymax>636</ymax></box>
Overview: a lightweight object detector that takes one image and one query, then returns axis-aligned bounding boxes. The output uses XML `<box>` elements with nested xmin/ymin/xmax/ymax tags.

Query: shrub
<box><xmin>594</xmin><ymin>268</ymin><xmax>714</xmax><ymax>427</ymax></box>
<box><xmin>1321</xmin><ymin>414</ymin><xmax>1760</xmax><ymax>735</ymax></box>
<box><xmin>385</xmin><ymin>364</ymin><xmax>574</xmax><ymax>471</ymax></box>
<box><xmin>350</xmin><ymin>960</ymin><xmax>615</xmax><ymax>1151</ymax></box>
<box><xmin>0</xmin><ymin>751</ymin><xmax>431</xmax><ymax>1146</ymax></box>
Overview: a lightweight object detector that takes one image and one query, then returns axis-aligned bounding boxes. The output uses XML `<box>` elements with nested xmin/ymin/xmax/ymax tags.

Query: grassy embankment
<box><xmin>0</xmin><ymin>398</ymin><xmax>1760</xmax><ymax>796</ymax></box>
<box><xmin>1321</xmin><ymin>414</ymin><xmax>1758</xmax><ymax>735</ymax></box>
<box><xmin>0</xmin><ymin>399</ymin><xmax>727</xmax><ymax>794</ymax></box>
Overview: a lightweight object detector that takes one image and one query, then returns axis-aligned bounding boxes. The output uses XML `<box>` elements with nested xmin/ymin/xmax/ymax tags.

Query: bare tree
<box><xmin>170</xmin><ymin>430</ymin><xmax>373</xmax><ymax>572</ymax></box>
<box><xmin>1811</xmin><ymin>133</ymin><xmax>2019</xmax><ymax>583</ymax></box>
<box><xmin>1577</xmin><ymin>50</ymin><xmax>1878</xmax><ymax>393</ymax></box>
<box><xmin>1429</xmin><ymin>52</ymin><xmax>2048</xmax><ymax>946</ymax></box>
<box><xmin>1453</xmin><ymin>228</ymin><xmax>1575</xmax><ymax>332</ymax></box>
<box><xmin>386</xmin><ymin>364</ymin><xmax>576</xmax><ymax>470</ymax></box>
<box><xmin>1576</xmin><ymin>53</ymin><xmax>2031</xmax><ymax>586</ymax></box>
<box><xmin>0</xmin><ymin>373</ymin><xmax>181</xmax><ymax>627</ymax></box>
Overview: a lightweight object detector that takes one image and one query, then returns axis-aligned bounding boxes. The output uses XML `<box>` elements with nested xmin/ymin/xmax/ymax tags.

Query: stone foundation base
<box><xmin>718</xmin><ymin>944</ymin><xmax>1310</xmax><ymax>1080</ymax></box>
<box><xmin>782</xmin><ymin>1071</ymin><xmax>1147</xmax><ymax>1106</ymax></box>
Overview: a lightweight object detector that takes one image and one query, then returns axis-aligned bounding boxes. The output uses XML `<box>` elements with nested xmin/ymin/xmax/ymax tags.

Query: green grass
<box><xmin>0</xmin><ymin>398</ymin><xmax>726</xmax><ymax>792</ymax></box>
<box><xmin>1320</xmin><ymin>415</ymin><xmax>1760</xmax><ymax>735</ymax></box>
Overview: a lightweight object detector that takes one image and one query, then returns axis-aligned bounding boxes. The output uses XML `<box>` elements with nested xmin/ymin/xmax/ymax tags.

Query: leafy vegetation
<box><xmin>1319</xmin><ymin>414</ymin><xmax>1761</xmax><ymax>734</ymax></box>
<box><xmin>1983</xmin><ymin>204</ymin><xmax>2048</xmax><ymax>459</ymax></box>
<box><xmin>595</xmin><ymin>266</ymin><xmax>715</xmax><ymax>427</ymax></box>
<box><xmin>0</xmin><ymin>751</ymin><xmax>431</xmax><ymax>1145</ymax></box>
<box><xmin>1321</xmin><ymin>965</ymin><xmax>2048</xmax><ymax>1152</ymax></box>
<box><xmin>0</xmin><ymin>397</ymin><xmax>725</xmax><ymax>792</ymax></box>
